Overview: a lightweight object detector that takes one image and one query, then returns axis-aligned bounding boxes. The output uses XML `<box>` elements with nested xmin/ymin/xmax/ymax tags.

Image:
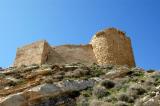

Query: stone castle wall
<box><xmin>51</xmin><ymin>44</ymin><xmax>97</xmax><ymax>65</ymax></box>
<box><xmin>13</xmin><ymin>28</ymin><xmax>135</xmax><ymax>67</ymax></box>
<box><xmin>14</xmin><ymin>42</ymin><xmax>97</xmax><ymax>66</ymax></box>
<box><xmin>90</xmin><ymin>28</ymin><xmax>135</xmax><ymax>67</ymax></box>
<box><xmin>13</xmin><ymin>40</ymin><xmax>52</xmax><ymax>66</ymax></box>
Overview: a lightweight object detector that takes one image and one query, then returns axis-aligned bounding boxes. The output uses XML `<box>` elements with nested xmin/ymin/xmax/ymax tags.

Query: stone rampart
<box><xmin>13</xmin><ymin>28</ymin><xmax>136</xmax><ymax>67</ymax></box>
<box><xmin>90</xmin><ymin>28</ymin><xmax>135</xmax><ymax>67</ymax></box>
<box><xmin>13</xmin><ymin>40</ymin><xmax>52</xmax><ymax>66</ymax></box>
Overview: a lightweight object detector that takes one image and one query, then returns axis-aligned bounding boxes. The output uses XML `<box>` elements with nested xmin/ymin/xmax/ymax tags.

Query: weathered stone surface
<box><xmin>1</xmin><ymin>64</ymin><xmax>160</xmax><ymax>106</ymax></box>
<box><xmin>0</xmin><ymin>93</ymin><xmax>25</xmax><ymax>106</ymax></box>
<box><xmin>13</xmin><ymin>28</ymin><xmax>136</xmax><ymax>67</ymax></box>
<box><xmin>13</xmin><ymin>40</ymin><xmax>52</xmax><ymax>66</ymax></box>
<box><xmin>105</xmin><ymin>66</ymin><xmax>130</xmax><ymax>78</ymax></box>
<box><xmin>0</xmin><ymin>79</ymin><xmax>96</xmax><ymax>106</ymax></box>
<box><xmin>28</xmin><ymin>79</ymin><xmax>95</xmax><ymax>93</ymax></box>
<box><xmin>59</xmin><ymin>79</ymin><xmax>95</xmax><ymax>91</ymax></box>
<box><xmin>28</xmin><ymin>83</ymin><xmax>61</xmax><ymax>94</ymax></box>
<box><xmin>90</xmin><ymin>28</ymin><xmax>135</xmax><ymax>67</ymax></box>
<box><xmin>52</xmin><ymin>44</ymin><xmax>98</xmax><ymax>65</ymax></box>
<box><xmin>136</xmin><ymin>92</ymin><xmax>160</xmax><ymax>106</ymax></box>
<box><xmin>14</xmin><ymin>43</ymin><xmax>98</xmax><ymax>66</ymax></box>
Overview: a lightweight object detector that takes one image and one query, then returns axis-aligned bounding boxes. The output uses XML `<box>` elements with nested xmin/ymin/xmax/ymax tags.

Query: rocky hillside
<box><xmin>0</xmin><ymin>63</ymin><xmax>160</xmax><ymax>106</ymax></box>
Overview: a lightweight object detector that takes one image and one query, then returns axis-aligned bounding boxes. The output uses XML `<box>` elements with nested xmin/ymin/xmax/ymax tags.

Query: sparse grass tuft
<box><xmin>128</xmin><ymin>85</ymin><xmax>146</xmax><ymax>98</ymax></box>
<box><xmin>93</xmin><ymin>86</ymin><xmax>110</xmax><ymax>99</ymax></box>
<box><xmin>0</xmin><ymin>73</ymin><xmax>5</xmax><ymax>78</ymax></box>
<box><xmin>81</xmin><ymin>88</ymin><xmax>93</xmax><ymax>97</ymax></box>
<box><xmin>101</xmin><ymin>80</ymin><xmax>115</xmax><ymax>89</ymax></box>
<box><xmin>90</xmin><ymin>64</ymin><xmax>105</xmax><ymax>77</ymax></box>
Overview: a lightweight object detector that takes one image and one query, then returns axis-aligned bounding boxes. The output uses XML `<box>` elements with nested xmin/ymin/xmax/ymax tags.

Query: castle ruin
<box><xmin>13</xmin><ymin>28</ymin><xmax>136</xmax><ymax>67</ymax></box>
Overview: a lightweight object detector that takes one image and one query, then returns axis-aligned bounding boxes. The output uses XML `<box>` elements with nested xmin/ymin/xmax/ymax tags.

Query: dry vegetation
<box><xmin>0</xmin><ymin>63</ymin><xmax>160</xmax><ymax>106</ymax></box>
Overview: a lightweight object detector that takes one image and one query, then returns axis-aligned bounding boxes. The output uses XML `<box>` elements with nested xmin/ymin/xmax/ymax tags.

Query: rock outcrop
<box><xmin>0</xmin><ymin>63</ymin><xmax>160</xmax><ymax>106</ymax></box>
<box><xmin>13</xmin><ymin>28</ymin><xmax>135</xmax><ymax>67</ymax></box>
<box><xmin>1</xmin><ymin>28</ymin><xmax>159</xmax><ymax>106</ymax></box>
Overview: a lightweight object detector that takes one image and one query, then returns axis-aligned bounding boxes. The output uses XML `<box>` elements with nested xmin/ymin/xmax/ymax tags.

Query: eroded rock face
<box><xmin>0</xmin><ymin>93</ymin><xmax>25</xmax><ymax>106</ymax></box>
<box><xmin>28</xmin><ymin>83</ymin><xmax>61</xmax><ymax>94</ymax></box>
<box><xmin>0</xmin><ymin>79</ymin><xmax>96</xmax><ymax>106</ymax></box>
<box><xmin>105</xmin><ymin>66</ymin><xmax>130</xmax><ymax>78</ymax></box>
<box><xmin>135</xmin><ymin>91</ymin><xmax>160</xmax><ymax>106</ymax></box>
<box><xmin>0</xmin><ymin>64</ymin><xmax>160</xmax><ymax>106</ymax></box>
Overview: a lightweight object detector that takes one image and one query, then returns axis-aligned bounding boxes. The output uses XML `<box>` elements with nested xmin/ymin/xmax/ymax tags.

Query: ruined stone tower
<box><xmin>13</xmin><ymin>40</ymin><xmax>53</xmax><ymax>66</ymax></box>
<box><xmin>90</xmin><ymin>28</ymin><xmax>135</xmax><ymax>67</ymax></box>
<box><xmin>13</xmin><ymin>28</ymin><xmax>136</xmax><ymax>67</ymax></box>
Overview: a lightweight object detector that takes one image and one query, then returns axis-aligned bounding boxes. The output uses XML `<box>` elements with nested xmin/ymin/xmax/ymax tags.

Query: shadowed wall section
<box><xmin>52</xmin><ymin>44</ymin><xmax>97</xmax><ymax>65</ymax></box>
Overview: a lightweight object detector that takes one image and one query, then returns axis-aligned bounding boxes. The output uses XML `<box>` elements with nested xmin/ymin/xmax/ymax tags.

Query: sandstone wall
<box><xmin>50</xmin><ymin>44</ymin><xmax>97</xmax><ymax>65</ymax></box>
<box><xmin>46</xmin><ymin>47</ymin><xmax>66</xmax><ymax>65</ymax></box>
<box><xmin>14</xmin><ymin>42</ymin><xmax>97</xmax><ymax>66</ymax></box>
<box><xmin>90</xmin><ymin>28</ymin><xmax>135</xmax><ymax>67</ymax></box>
<box><xmin>13</xmin><ymin>28</ymin><xmax>136</xmax><ymax>67</ymax></box>
<box><xmin>13</xmin><ymin>40</ymin><xmax>52</xmax><ymax>66</ymax></box>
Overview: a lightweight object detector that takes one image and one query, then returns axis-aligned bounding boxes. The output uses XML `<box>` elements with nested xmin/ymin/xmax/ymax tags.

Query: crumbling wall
<box><xmin>13</xmin><ymin>40</ymin><xmax>52</xmax><ymax>66</ymax></box>
<box><xmin>13</xmin><ymin>28</ymin><xmax>136</xmax><ymax>67</ymax></box>
<box><xmin>52</xmin><ymin>44</ymin><xmax>97</xmax><ymax>65</ymax></box>
<box><xmin>14</xmin><ymin>42</ymin><xmax>97</xmax><ymax>66</ymax></box>
<box><xmin>46</xmin><ymin>47</ymin><xmax>66</xmax><ymax>65</ymax></box>
<box><xmin>90</xmin><ymin>28</ymin><xmax>135</xmax><ymax>67</ymax></box>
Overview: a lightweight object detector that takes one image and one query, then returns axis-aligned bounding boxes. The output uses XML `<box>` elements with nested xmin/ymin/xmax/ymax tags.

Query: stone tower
<box><xmin>13</xmin><ymin>40</ymin><xmax>53</xmax><ymax>66</ymax></box>
<box><xmin>90</xmin><ymin>28</ymin><xmax>135</xmax><ymax>67</ymax></box>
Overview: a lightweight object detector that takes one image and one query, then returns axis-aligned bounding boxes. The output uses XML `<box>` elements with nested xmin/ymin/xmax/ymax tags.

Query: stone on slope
<box><xmin>28</xmin><ymin>83</ymin><xmax>61</xmax><ymax>94</ymax></box>
<box><xmin>59</xmin><ymin>79</ymin><xmax>95</xmax><ymax>91</ymax></box>
<box><xmin>105</xmin><ymin>66</ymin><xmax>130</xmax><ymax>78</ymax></box>
<box><xmin>0</xmin><ymin>93</ymin><xmax>25</xmax><ymax>106</ymax></box>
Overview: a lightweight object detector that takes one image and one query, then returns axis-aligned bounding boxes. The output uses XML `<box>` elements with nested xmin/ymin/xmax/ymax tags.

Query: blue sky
<box><xmin>0</xmin><ymin>0</ymin><xmax>160</xmax><ymax>70</ymax></box>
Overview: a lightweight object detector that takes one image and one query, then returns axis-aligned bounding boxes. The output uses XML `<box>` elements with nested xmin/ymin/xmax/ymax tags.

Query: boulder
<box><xmin>0</xmin><ymin>93</ymin><xmax>25</xmax><ymax>106</ymax></box>
<box><xmin>28</xmin><ymin>83</ymin><xmax>61</xmax><ymax>94</ymax></box>
<box><xmin>105</xmin><ymin>66</ymin><xmax>130</xmax><ymax>78</ymax></box>
<box><xmin>59</xmin><ymin>79</ymin><xmax>95</xmax><ymax>91</ymax></box>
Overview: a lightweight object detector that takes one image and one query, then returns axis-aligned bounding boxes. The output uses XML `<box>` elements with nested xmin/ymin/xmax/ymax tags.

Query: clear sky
<box><xmin>0</xmin><ymin>0</ymin><xmax>160</xmax><ymax>70</ymax></box>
